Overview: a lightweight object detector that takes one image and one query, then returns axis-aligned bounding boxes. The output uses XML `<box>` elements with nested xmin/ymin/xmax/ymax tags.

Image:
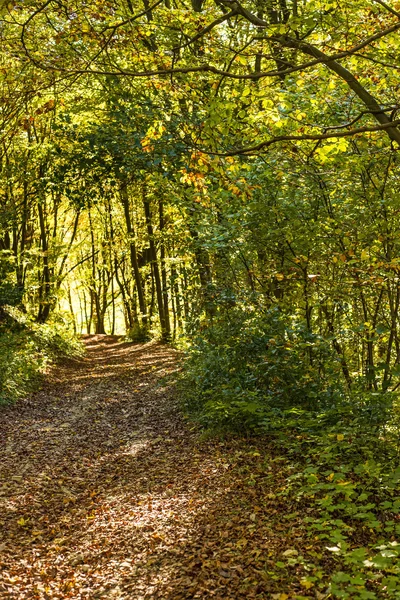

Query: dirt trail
<box><xmin>0</xmin><ymin>336</ymin><xmax>292</xmax><ymax>600</ymax></box>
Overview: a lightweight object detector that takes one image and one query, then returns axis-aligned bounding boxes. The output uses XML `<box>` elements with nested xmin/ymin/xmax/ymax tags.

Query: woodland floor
<box><xmin>0</xmin><ymin>336</ymin><xmax>313</xmax><ymax>600</ymax></box>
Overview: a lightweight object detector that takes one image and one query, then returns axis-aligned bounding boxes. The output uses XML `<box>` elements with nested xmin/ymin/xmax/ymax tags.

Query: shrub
<box><xmin>0</xmin><ymin>312</ymin><xmax>84</xmax><ymax>405</ymax></box>
<box><xmin>125</xmin><ymin>322</ymin><xmax>150</xmax><ymax>343</ymax></box>
<box><xmin>181</xmin><ymin>306</ymin><xmax>345</xmax><ymax>431</ymax></box>
<box><xmin>181</xmin><ymin>306</ymin><xmax>399</xmax><ymax>439</ymax></box>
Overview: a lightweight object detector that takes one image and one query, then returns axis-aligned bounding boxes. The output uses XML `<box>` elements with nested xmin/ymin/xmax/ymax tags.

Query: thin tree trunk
<box><xmin>37</xmin><ymin>198</ymin><xmax>52</xmax><ymax>323</ymax></box>
<box><xmin>68</xmin><ymin>286</ymin><xmax>76</xmax><ymax>333</ymax></box>
<box><xmin>120</xmin><ymin>182</ymin><xmax>147</xmax><ymax>326</ymax></box>
<box><xmin>322</xmin><ymin>305</ymin><xmax>352</xmax><ymax>389</ymax></box>
<box><xmin>171</xmin><ymin>264</ymin><xmax>183</xmax><ymax>332</ymax></box>
<box><xmin>159</xmin><ymin>199</ymin><xmax>171</xmax><ymax>338</ymax></box>
<box><xmin>143</xmin><ymin>185</ymin><xmax>168</xmax><ymax>341</ymax></box>
<box><xmin>181</xmin><ymin>266</ymin><xmax>190</xmax><ymax>320</ymax></box>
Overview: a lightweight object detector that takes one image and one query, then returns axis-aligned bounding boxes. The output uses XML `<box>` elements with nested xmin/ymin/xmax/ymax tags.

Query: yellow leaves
<box><xmin>190</xmin><ymin>151</ymin><xmax>211</xmax><ymax>176</ymax></box>
<box><xmin>31</xmin><ymin>530</ymin><xmax>44</xmax><ymax>537</ymax></box>
<box><xmin>180</xmin><ymin>168</ymin><xmax>202</xmax><ymax>186</ymax></box>
<box><xmin>337</xmin><ymin>433</ymin><xmax>344</xmax><ymax>442</ymax></box>
<box><xmin>282</xmin><ymin>548</ymin><xmax>298</xmax><ymax>557</ymax></box>
<box><xmin>141</xmin><ymin>122</ymin><xmax>165</xmax><ymax>152</ymax></box>
<box><xmin>272</xmin><ymin>23</ymin><xmax>288</xmax><ymax>34</ymax></box>
<box><xmin>300</xmin><ymin>578</ymin><xmax>314</xmax><ymax>590</ymax></box>
<box><xmin>315</xmin><ymin>138</ymin><xmax>348</xmax><ymax>163</ymax></box>
<box><xmin>231</xmin><ymin>185</ymin><xmax>242</xmax><ymax>197</ymax></box>
<box><xmin>273</xmin><ymin>117</ymin><xmax>285</xmax><ymax>129</ymax></box>
<box><xmin>140</xmin><ymin>137</ymin><xmax>154</xmax><ymax>153</ymax></box>
<box><xmin>262</xmin><ymin>98</ymin><xmax>273</xmax><ymax>110</ymax></box>
<box><xmin>242</xmin><ymin>87</ymin><xmax>251</xmax><ymax>98</ymax></box>
<box><xmin>195</xmin><ymin>156</ymin><xmax>210</xmax><ymax>174</ymax></box>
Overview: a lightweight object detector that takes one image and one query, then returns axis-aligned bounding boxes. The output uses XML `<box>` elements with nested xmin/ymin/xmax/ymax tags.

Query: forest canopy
<box><xmin>2</xmin><ymin>0</ymin><xmax>400</xmax><ymax>380</ymax></box>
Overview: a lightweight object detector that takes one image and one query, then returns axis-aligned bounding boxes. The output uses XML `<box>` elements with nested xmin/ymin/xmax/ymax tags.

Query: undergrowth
<box><xmin>0</xmin><ymin>309</ymin><xmax>84</xmax><ymax>405</ymax></box>
<box><xmin>181</xmin><ymin>307</ymin><xmax>400</xmax><ymax>599</ymax></box>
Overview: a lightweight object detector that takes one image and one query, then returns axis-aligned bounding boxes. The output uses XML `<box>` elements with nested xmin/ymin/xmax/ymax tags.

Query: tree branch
<box><xmin>371</xmin><ymin>0</ymin><xmax>400</xmax><ymax>19</ymax></box>
<box><xmin>25</xmin><ymin>18</ymin><xmax>400</xmax><ymax>84</ymax></box>
<box><xmin>197</xmin><ymin>120</ymin><xmax>400</xmax><ymax>156</ymax></box>
<box><xmin>172</xmin><ymin>8</ymin><xmax>238</xmax><ymax>51</ymax></box>
<box><xmin>101</xmin><ymin>0</ymin><xmax>165</xmax><ymax>32</ymax></box>
<box><xmin>218</xmin><ymin>1</ymin><xmax>400</xmax><ymax>144</ymax></box>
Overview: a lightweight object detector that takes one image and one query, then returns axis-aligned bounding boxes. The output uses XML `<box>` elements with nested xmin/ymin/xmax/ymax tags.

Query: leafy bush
<box><xmin>31</xmin><ymin>322</ymin><xmax>84</xmax><ymax>359</ymax></box>
<box><xmin>0</xmin><ymin>313</ymin><xmax>83</xmax><ymax>405</ymax></box>
<box><xmin>278</xmin><ymin>429</ymin><xmax>400</xmax><ymax>599</ymax></box>
<box><xmin>182</xmin><ymin>306</ymin><xmax>345</xmax><ymax>431</ymax></box>
<box><xmin>0</xmin><ymin>251</ymin><xmax>23</xmax><ymax>319</ymax></box>
<box><xmin>182</xmin><ymin>306</ymin><xmax>399</xmax><ymax>437</ymax></box>
<box><xmin>125</xmin><ymin>322</ymin><xmax>150</xmax><ymax>343</ymax></box>
<box><xmin>0</xmin><ymin>331</ymin><xmax>47</xmax><ymax>404</ymax></box>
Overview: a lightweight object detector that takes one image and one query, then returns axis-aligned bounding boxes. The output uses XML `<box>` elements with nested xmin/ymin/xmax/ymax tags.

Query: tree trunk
<box><xmin>37</xmin><ymin>198</ymin><xmax>52</xmax><ymax>323</ymax></box>
<box><xmin>120</xmin><ymin>182</ymin><xmax>147</xmax><ymax>326</ymax></box>
<box><xmin>159</xmin><ymin>199</ymin><xmax>171</xmax><ymax>339</ymax></box>
<box><xmin>143</xmin><ymin>185</ymin><xmax>169</xmax><ymax>341</ymax></box>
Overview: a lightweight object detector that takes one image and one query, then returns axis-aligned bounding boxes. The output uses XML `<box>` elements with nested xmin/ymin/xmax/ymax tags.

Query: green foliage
<box><xmin>125</xmin><ymin>322</ymin><xmax>150</xmax><ymax>343</ymax></box>
<box><xmin>278</xmin><ymin>430</ymin><xmax>400</xmax><ymax>599</ymax></box>
<box><xmin>0</xmin><ymin>330</ymin><xmax>46</xmax><ymax>404</ymax></box>
<box><xmin>0</xmin><ymin>314</ymin><xmax>83</xmax><ymax>405</ymax></box>
<box><xmin>182</xmin><ymin>306</ymin><xmax>346</xmax><ymax>431</ymax></box>
<box><xmin>0</xmin><ymin>251</ymin><xmax>23</xmax><ymax>314</ymax></box>
<box><xmin>31</xmin><ymin>322</ymin><xmax>84</xmax><ymax>360</ymax></box>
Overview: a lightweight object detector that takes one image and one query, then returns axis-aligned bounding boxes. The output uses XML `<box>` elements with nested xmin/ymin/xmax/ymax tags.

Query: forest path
<box><xmin>0</xmin><ymin>336</ymin><xmax>294</xmax><ymax>600</ymax></box>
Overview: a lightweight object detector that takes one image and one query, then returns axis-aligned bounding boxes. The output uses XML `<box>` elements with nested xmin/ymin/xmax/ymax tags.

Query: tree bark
<box><xmin>120</xmin><ymin>182</ymin><xmax>147</xmax><ymax>325</ymax></box>
<box><xmin>143</xmin><ymin>185</ymin><xmax>169</xmax><ymax>341</ymax></box>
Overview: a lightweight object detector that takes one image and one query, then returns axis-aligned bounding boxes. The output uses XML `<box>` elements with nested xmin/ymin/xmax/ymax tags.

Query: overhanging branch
<box><xmin>197</xmin><ymin>120</ymin><xmax>400</xmax><ymax>156</ymax></box>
